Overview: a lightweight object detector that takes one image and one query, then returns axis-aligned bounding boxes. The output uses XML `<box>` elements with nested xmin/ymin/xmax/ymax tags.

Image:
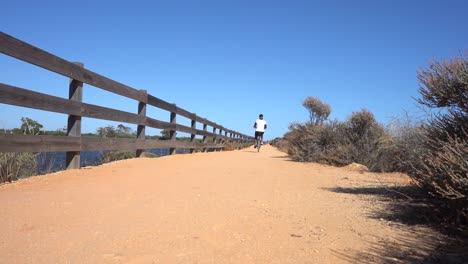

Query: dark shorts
<box><xmin>255</xmin><ymin>131</ymin><xmax>264</xmax><ymax>139</ymax></box>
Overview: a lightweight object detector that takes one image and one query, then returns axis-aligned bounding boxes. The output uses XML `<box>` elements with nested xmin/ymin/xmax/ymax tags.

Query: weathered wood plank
<box><xmin>0</xmin><ymin>32</ymin><xmax>146</xmax><ymax>102</ymax></box>
<box><xmin>9</xmin><ymin>135</ymin><xmax>225</xmax><ymax>153</ymax></box>
<box><xmin>194</xmin><ymin>116</ymin><xmax>217</xmax><ymax>129</ymax></box>
<box><xmin>195</xmin><ymin>129</ymin><xmax>212</xmax><ymax>137</ymax></box>
<box><xmin>0</xmin><ymin>134</ymin><xmax>80</xmax><ymax>152</ymax></box>
<box><xmin>147</xmin><ymin>95</ymin><xmax>176</xmax><ymax>112</ymax></box>
<box><xmin>80</xmin><ymin>137</ymin><xmax>223</xmax><ymax>151</ymax></box>
<box><xmin>175</xmin><ymin>107</ymin><xmax>196</xmax><ymax>120</ymax></box>
<box><xmin>81</xmin><ymin>103</ymin><xmax>145</xmax><ymax>125</ymax></box>
<box><xmin>145</xmin><ymin>117</ymin><xmax>175</xmax><ymax>130</ymax></box>
<box><xmin>81</xmin><ymin>137</ymin><xmax>141</xmax><ymax>151</ymax></box>
<box><xmin>147</xmin><ymin>95</ymin><xmax>197</xmax><ymax>120</ymax></box>
<box><xmin>0</xmin><ymin>84</ymin><xmax>147</xmax><ymax>125</ymax></box>
<box><xmin>174</xmin><ymin>124</ymin><xmax>197</xmax><ymax>135</ymax></box>
<box><xmin>145</xmin><ymin>117</ymin><xmax>215</xmax><ymax>137</ymax></box>
<box><xmin>0</xmin><ymin>83</ymin><xmax>81</xmax><ymax>115</ymax></box>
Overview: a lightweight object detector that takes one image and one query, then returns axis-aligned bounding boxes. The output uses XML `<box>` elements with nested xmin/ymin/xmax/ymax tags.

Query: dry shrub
<box><xmin>98</xmin><ymin>151</ymin><xmax>135</xmax><ymax>164</ymax></box>
<box><xmin>402</xmin><ymin>52</ymin><xmax>468</xmax><ymax>229</ymax></box>
<box><xmin>372</xmin><ymin>113</ymin><xmax>427</xmax><ymax>173</ymax></box>
<box><xmin>409</xmin><ymin>132</ymin><xmax>467</xmax><ymax>223</ymax></box>
<box><xmin>223</xmin><ymin>141</ymin><xmax>237</xmax><ymax>151</ymax></box>
<box><xmin>285</xmin><ymin>110</ymin><xmax>387</xmax><ymax>170</ymax></box>
<box><xmin>270</xmin><ymin>137</ymin><xmax>289</xmax><ymax>153</ymax></box>
<box><xmin>285</xmin><ymin>121</ymin><xmax>352</xmax><ymax>166</ymax></box>
<box><xmin>345</xmin><ymin>109</ymin><xmax>386</xmax><ymax>169</ymax></box>
<box><xmin>0</xmin><ymin>152</ymin><xmax>38</xmax><ymax>183</ymax></box>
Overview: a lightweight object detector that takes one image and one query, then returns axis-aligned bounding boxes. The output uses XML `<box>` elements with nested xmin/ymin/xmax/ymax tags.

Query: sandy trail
<box><xmin>0</xmin><ymin>145</ymin><xmax>437</xmax><ymax>263</ymax></box>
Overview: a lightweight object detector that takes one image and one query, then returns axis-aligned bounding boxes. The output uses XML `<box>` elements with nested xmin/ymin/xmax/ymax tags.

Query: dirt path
<box><xmin>0</xmin><ymin>146</ymin><xmax>440</xmax><ymax>263</ymax></box>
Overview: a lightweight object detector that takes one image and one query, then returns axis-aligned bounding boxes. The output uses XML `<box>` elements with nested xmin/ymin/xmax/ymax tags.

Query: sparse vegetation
<box><xmin>98</xmin><ymin>151</ymin><xmax>136</xmax><ymax>164</ymax></box>
<box><xmin>276</xmin><ymin>52</ymin><xmax>467</xmax><ymax>233</ymax></box>
<box><xmin>284</xmin><ymin>109</ymin><xmax>387</xmax><ymax>170</ymax></box>
<box><xmin>0</xmin><ymin>152</ymin><xmax>37</xmax><ymax>183</ymax></box>
<box><xmin>407</xmin><ymin>53</ymin><xmax>467</xmax><ymax>228</ymax></box>
<box><xmin>270</xmin><ymin>137</ymin><xmax>289</xmax><ymax>153</ymax></box>
<box><xmin>97</xmin><ymin>124</ymin><xmax>136</xmax><ymax>138</ymax></box>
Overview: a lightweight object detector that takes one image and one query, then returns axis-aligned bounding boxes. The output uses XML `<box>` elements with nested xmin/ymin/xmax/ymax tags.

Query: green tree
<box><xmin>20</xmin><ymin>117</ymin><xmax>43</xmax><ymax>135</ymax></box>
<box><xmin>117</xmin><ymin>124</ymin><xmax>132</xmax><ymax>135</ymax></box>
<box><xmin>346</xmin><ymin>109</ymin><xmax>385</xmax><ymax>166</ymax></box>
<box><xmin>160</xmin><ymin>129</ymin><xmax>171</xmax><ymax>140</ymax></box>
<box><xmin>302</xmin><ymin>96</ymin><xmax>331</xmax><ymax>125</ymax></box>
<box><xmin>97</xmin><ymin>126</ymin><xmax>117</xmax><ymax>138</ymax></box>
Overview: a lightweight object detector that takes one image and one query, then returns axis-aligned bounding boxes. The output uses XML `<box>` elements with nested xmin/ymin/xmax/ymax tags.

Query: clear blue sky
<box><xmin>1</xmin><ymin>0</ymin><xmax>467</xmax><ymax>140</ymax></box>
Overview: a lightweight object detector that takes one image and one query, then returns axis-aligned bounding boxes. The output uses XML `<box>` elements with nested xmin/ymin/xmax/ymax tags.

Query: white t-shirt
<box><xmin>255</xmin><ymin>119</ymin><xmax>267</xmax><ymax>132</ymax></box>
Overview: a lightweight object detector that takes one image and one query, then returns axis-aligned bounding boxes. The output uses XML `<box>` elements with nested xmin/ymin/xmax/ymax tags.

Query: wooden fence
<box><xmin>0</xmin><ymin>32</ymin><xmax>253</xmax><ymax>169</ymax></box>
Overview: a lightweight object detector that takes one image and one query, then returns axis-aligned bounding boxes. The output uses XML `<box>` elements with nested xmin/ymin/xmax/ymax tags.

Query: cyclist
<box><xmin>253</xmin><ymin>114</ymin><xmax>267</xmax><ymax>148</ymax></box>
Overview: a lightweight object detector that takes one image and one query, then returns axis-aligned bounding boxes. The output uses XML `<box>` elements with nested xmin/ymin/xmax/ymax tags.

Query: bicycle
<box><xmin>256</xmin><ymin>135</ymin><xmax>263</xmax><ymax>152</ymax></box>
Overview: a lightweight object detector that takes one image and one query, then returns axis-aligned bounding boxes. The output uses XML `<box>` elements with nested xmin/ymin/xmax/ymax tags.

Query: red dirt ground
<box><xmin>0</xmin><ymin>145</ymin><xmax>442</xmax><ymax>263</ymax></box>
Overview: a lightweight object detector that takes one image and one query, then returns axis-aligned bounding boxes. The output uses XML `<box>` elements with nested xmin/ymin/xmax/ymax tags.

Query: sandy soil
<box><xmin>0</xmin><ymin>145</ymin><xmax>443</xmax><ymax>263</ymax></box>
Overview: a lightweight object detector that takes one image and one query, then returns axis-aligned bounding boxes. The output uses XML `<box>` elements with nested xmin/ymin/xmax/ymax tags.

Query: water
<box><xmin>36</xmin><ymin>148</ymin><xmax>192</xmax><ymax>174</ymax></box>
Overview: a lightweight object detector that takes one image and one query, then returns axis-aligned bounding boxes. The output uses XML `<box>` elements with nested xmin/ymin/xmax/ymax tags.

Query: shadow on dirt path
<box><xmin>325</xmin><ymin>185</ymin><xmax>467</xmax><ymax>263</ymax></box>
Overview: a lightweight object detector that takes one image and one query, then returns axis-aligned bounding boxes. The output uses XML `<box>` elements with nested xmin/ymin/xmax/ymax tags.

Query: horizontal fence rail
<box><xmin>0</xmin><ymin>32</ymin><xmax>253</xmax><ymax>169</ymax></box>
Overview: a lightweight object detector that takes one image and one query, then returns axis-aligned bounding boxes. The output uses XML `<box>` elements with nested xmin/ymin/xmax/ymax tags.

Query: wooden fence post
<box><xmin>212</xmin><ymin>127</ymin><xmax>217</xmax><ymax>152</ymax></box>
<box><xmin>170</xmin><ymin>106</ymin><xmax>177</xmax><ymax>155</ymax></box>
<box><xmin>66</xmin><ymin>62</ymin><xmax>83</xmax><ymax>170</ymax></box>
<box><xmin>202</xmin><ymin>123</ymin><xmax>208</xmax><ymax>153</ymax></box>
<box><xmin>218</xmin><ymin>129</ymin><xmax>223</xmax><ymax>151</ymax></box>
<box><xmin>190</xmin><ymin>114</ymin><xmax>196</xmax><ymax>154</ymax></box>
<box><xmin>136</xmin><ymin>90</ymin><xmax>147</xmax><ymax>157</ymax></box>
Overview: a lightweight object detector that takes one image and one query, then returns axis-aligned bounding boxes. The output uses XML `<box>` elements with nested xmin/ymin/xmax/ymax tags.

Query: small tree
<box><xmin>160</xmin><ymin>129</ymin><xmax>171</xmax><ymax>140</ymax></box>
<box><xmin>117</xmin><ymin>124</ymin><xmax>131</xmax><ymax>135</ymax></box>
<box><xmin>97</xmin><ymin>126</ymin><xmax>117</xmax><ymax>138</ymax></box>
<box><xmin>20</xmin><ymin>117</ymin><xmax>43</xmax><ymax>135</ymax></box>
<box><xmin>346</xmin><ymin>109</ymin><xmax>385</xmax><ymax>167</ymax></box>
<box><xmin>302</xmin><ymin>96</ymin><xmax>331</xmax><ymax>125</ymax></box>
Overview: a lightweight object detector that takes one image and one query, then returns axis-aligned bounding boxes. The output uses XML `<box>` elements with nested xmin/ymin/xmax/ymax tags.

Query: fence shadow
<box><xmin>324</xmin><ymin>185</ymin><xmax>467</xmax><ymax>263</ymax></box>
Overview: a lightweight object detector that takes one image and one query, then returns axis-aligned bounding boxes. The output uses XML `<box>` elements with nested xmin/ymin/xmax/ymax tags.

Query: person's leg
<box><xmin>254</xmin><ymin>131</ymin><xmax>259</xmax><ymax>147</ymax></box>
